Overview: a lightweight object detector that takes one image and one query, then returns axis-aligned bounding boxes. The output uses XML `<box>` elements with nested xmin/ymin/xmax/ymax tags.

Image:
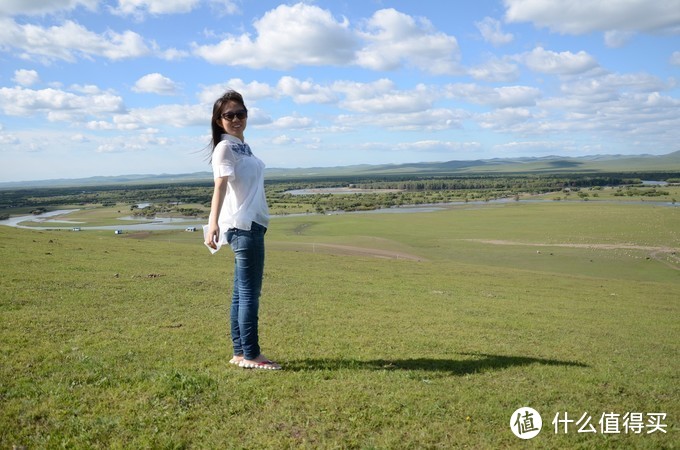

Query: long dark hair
<box><xmin>210</xmin><ymin>90</ymin><xmax>247</xmax><ymax>152</ymax></box>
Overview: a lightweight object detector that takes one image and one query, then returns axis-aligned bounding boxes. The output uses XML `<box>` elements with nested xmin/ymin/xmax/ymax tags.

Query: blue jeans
<box><xmin>226</xmin><ymin>222</ymin><xmax>266</xmax><ymax>360</ymax></box>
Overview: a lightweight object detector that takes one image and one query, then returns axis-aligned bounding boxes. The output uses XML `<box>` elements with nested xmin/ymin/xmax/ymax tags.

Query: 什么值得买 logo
<box><xmin>510</xmin><ymin>407</ymin><xmax>543</xmax><ymax>439</ymax></box>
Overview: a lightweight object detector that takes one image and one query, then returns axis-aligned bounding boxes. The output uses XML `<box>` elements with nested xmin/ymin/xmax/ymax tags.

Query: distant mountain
<box><xmin>2</xmin><ymin>151</ymin><xmax>679</xmax><ymax>189</ymax></box>
<box><xmin>0</xmin><ymin>172</ymin><xmax>214</xmax><ymax>189</ymax></box>
<box><xmin>264</xmin><ymin>150</ymin><xmax>680</xmax><ymax>178</ymax></box>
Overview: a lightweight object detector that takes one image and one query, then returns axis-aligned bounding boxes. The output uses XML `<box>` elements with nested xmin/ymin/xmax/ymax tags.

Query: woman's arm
<box><xmin>205</xmin><ymin>176</ymin><xmax>228</xmax><ymax>249</ymax></box>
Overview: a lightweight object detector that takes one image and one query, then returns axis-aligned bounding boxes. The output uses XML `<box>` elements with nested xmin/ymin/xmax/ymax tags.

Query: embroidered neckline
<box><xmin>232</xmin><ymin>143</ymin><xmax>252</xmax><ymax>156</ymax></box>
<box><xmin>221</xmin><ymin>134</ymin><xmax>252</xmax><ymax>156</ymax></box>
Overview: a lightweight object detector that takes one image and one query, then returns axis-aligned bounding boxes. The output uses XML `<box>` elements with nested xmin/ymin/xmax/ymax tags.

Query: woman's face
<box><xmin>218</xmin><ymin>100</ymin><xmax>247</xmax><ymax>140</ymax></box>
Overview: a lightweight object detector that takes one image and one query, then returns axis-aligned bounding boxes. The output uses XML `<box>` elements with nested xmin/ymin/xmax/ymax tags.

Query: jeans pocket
<box><xmin>227</xmin><ymin>228</ymin><xmax>238</xmax><ymax>246</ymax></box>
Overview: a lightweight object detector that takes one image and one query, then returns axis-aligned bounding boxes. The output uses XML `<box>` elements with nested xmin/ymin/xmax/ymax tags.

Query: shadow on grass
<box><xmin>285</xmin><ymin>353</ymin><xmax>588</xmax><ymax>375</ymax></box>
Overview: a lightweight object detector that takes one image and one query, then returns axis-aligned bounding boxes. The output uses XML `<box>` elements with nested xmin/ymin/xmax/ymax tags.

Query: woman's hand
<box><xmin>206</xmin><ymin>176</ymin><xmax>228</xmax><ymax>250</ymax></box>
<box><xmin>205</xmin><ymin>224</ymin><xmax>220</xmax><ymax>249</ymax></box>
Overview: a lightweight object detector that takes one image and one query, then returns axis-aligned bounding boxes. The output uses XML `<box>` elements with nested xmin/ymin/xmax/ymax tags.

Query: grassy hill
<box><xmin>1</xmin><ymin>201</ymin><xmax>678</xmax><ymax>448</ymax></box>
<box><xmin>266</xmin><ymin>150</ymin><xmax>680</xmax><ymax>177</ymax></box>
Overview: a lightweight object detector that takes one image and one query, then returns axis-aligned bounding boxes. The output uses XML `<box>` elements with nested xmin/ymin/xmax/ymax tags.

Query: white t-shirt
<box><xmin>206</xmin><ymin>134</ymin><xmax>269</xmax><ymax>252</ymax></box>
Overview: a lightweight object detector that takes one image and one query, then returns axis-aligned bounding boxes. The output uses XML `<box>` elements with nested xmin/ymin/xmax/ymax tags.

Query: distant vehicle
<box><xmin>185</xmin><ymin>227</ymin><xmax>197</xmax><ymax>232</ymax></box>
<box><xmin>72</xmin><ymin>227</ymin><xmax>81</xmax><ymax>232</ymax></box>
<box><xmin>115</xmin><ymin>230</ymin><xmax>123</xmax><ymax>235</ymax></box>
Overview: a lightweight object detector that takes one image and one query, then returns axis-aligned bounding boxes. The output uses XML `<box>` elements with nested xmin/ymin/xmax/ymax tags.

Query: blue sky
<box><xmin>1</xmin><ymin>0</ymin><xmax>679</xmax><ymax>182</ymax></box>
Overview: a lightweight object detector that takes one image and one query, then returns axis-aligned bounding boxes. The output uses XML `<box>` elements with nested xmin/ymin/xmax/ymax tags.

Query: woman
<box><xmin>204</xmin><ymin>90</ymin><xmax>281</xmax><ymax>370</ymax></box>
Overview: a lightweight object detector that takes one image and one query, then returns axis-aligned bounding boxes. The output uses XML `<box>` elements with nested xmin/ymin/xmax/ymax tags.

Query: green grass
<box><xmin>536</xmin><ymin>185</ymin><xmax>680</xmax><ymax>203</ymax></box>
<box><xmin>1</xmin><ymin>202</ymin><xmax>678</xmax><ymax>448</ymax></box>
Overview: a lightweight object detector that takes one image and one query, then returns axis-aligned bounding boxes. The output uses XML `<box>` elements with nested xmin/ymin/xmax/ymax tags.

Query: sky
<box><xmin>1</xmin><ymin>0</ymin><xmax>679</xmax><ymax>182</ymax></box>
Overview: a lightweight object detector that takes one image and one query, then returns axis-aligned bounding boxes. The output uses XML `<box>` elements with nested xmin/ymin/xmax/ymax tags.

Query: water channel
<box><xmin>1</xmin><ymin>196</ymin><xmax>676</xmax><ymax>232</ymax></box>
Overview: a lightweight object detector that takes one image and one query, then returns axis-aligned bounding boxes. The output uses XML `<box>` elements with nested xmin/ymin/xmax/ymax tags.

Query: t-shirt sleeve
<box><xmin>211</xmin><ymin>143</ymin><xmax>235</xmax><ymax>179</ymax></box>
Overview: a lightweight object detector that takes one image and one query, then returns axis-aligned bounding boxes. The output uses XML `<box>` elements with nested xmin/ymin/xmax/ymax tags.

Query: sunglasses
<box><xmin>220</xmin><ymin>110</ymin><xmax>248</xmax><ymax>121</ymax></box>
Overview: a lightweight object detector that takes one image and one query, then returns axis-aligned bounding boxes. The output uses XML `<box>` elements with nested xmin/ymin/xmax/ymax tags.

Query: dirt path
<box><xmin>270</xmin><ymin>241</ymin><xmax>426</xmax><ymax>261</ymax></box>
<box><xmin>463</xmin><ymin>239</ymin><xmax>680</xmax><ymax>270</ymax></box>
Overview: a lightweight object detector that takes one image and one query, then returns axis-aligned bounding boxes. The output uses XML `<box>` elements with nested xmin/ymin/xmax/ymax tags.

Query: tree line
<box><xmin>1</xmin><ymin>172</ymin><xmax>677</xmax><ymax>218</ymax></box>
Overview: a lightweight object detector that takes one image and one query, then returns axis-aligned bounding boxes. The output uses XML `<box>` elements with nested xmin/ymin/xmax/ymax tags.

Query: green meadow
<box><xmin>1</xmin><ymin>201</ymin><xmax>678</xmax><ymax>448</ymax></box>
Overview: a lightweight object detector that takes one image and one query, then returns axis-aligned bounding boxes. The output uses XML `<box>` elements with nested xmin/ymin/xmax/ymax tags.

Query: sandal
<box><xmin>229</xmin><ymin>356</ymin><xmax>244</xmax><ymax>365</ymax></box>
<box><xmin>239</xmin><ymin>359</ymin><xmax>282</xmax><ymax>370</ymax></box>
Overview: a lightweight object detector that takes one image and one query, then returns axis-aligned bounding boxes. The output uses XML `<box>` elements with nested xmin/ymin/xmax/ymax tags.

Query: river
<box><xmin>1</xmin><ymin>199</ymin><xmax>676</xmax><ymax>231</ymax></box>
<box><xmin>0</xmin><ymin>210</ymin><xmax>202</xmax><ymax>232</ymax></box>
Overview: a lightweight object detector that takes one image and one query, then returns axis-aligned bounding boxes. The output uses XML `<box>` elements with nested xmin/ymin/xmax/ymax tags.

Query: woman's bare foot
<box><xmin>229</xmin><ymin>355</ymin><xmax>244</xmax><ymax>365</ymax></box>
<box><xmin>240</xmin><ymin>354</ymin><xmax>281</xmax><ymax>370</ymax></box>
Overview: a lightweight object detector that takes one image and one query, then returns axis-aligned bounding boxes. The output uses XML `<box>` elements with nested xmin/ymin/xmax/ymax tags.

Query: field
<box><xmin>1</xmin><ymin>201</ymin><xmax>678</xmax><ymax>448</ymax></box>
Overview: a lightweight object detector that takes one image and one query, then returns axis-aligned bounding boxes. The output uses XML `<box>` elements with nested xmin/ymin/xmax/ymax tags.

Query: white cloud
<box><xmin>560</xmin><ymin>73</ymin><xmax>670</xmax><ymax>101</ymax></box>
<box><xmin>604</xmin><ymin>30</ymin><xmax>634</xmax><ymax>48</ymax></box>
<box><xmin>0</xmin><ymin>0</ymin><xmax>97</xmax><ymax>16</ymax></box>
<box><xmin>522</xmin><ymin>47</ymin><xmax>598</xmax><ymax>75</ymax></box>
<box><xmin>358</xmin><ymin>140</ymin><xmax>481</xmax><ymax>154</ymax></box>
<box><xmin>475</xmin><ymin>17</ymin><xmax>513</xmax><ymax>46</ymax></box>
<box><xmin>394</xmin><ymin>140</ymin><xmax>481</xmax><ymax>153</ymax></box>
<box><xmin>0</xmin><ymin>133</ymin><xmax>20</xmax><ymax>145</ymax></box>
<box><xmin>193</xmin><ymin>3</ymin><xmax>357</xmax><ymax>69</ymax></box>
<box><xmin>113</xmin><ymin>0</ymin><xmax>200</xmax><ymax>17</ymax></box>
<box><xmin>111</xmin><ymin>0</ymin><xmax>239</xmax><ymax>18</ymax></box>
<box><xmin>468</xmin><ymin>57</ymin><xmax>520</xmax><ymax>82</ymax></box>
<box><xmin>96</xmin><ymin>143</ymin><xmax>118</xmax><ymax>153</ymax></box>
<box><xmin>269</xmin><ymin>116</ymin><xmax>314</xmax><ymax>130</ymax></box>
<box><xmin>356</xmin><ymin>8</ymin><xmax>462</xmax><ymax>74</ymax></box>
<box><xmin>481</xmin><ymin>82</ymin><xmax>680</xmax><ymax>143</ymax></box>
<box><xmin>338</xmin><ymin>108</ymin><xmax>465</xmax><ymax>132</ymax></box>
<box><xmin>504</xmin><ymin>0</ymin><xmax>680</xmax><ymax>35</ymax></box>
<box><xmin>477</xmin><ymin>107</ymin><xmax>533</xmax><ymax>130</ymax></box>
<box><xmin>206</xmin><ymin>0</ymin><xmax>240</xmax><ymax>17</ymax></box>
<box><xmin>158</xmin><ymin>47</ymin><xmax>189</xmax><ymax>61</ymax></box>
<box><xmin>277</xmin><ymin>77</ymin><xmax>337</xmax><ymax>104</ymax></box>
<box><xmin>493</xmin><ymin>140</ymin><xmax>571</xmax><ymax>154</ymax></box>
<box><xmin>13</xmin><ymin>69</ymin><xmax>40</xmax><ymax>86</ymax></box>
<box><xmin>86</xmin><ymin>121</ymin><xmax>116</xmax><ymax>130</ymax></box>
<box><xmin>0</xmin><ymin>86</ymin><xmax>125</xmax><ymax>119</ymax></box>
<box><xmin>445</xmin><ymin>84</ymin><xmax>541</xmax><ymax>108</ymax></box>
<box><xmin>271</xmin><ymin>135</ymin><xmax>300</xmax><ymax>145</ymax></box>
<box><xmin>671</xmin><ymin>51</ymin><xmax>680</xmax><ymax>66</ymax></box>
<box><xmin>562</xmin><ymin>95</ymin><xmax>678</xmax><ymax>136</ymax></box>
<box><xmin>69</xmin><ymin>84</ymin><xmax>107</xmax><ymax>95</ymax></box>
<box><xmin>197</xmin><ymin>79</ymin><xmax>278</xmax><ymax>105</ymax></box>
<box><xmin>333</xmin><ymin>78</ymin><xmax>395</xmax><ymax>98</ymax></box>
<box><xmin>193</xmin><ymin>5</ymin><xmax>462</xmax><ymax>75</ymax></box>
<box><xmin>95</xmin><ymin>132</ymin><xmax>170</xmax><ymax>153</ymax></box>
<box><xmin>132</xmin><ymin>73</ymin><xmax>179</xmax><ymax>95</ymax></box>
<box><xmin>139</xmin><ymin>131</ymin><xmax>169</xmax><ymax>146</ymax></box>
<box><xmin>341</xmin><ymin>91</ymin><xmax>432</xmax><ymax>114</ymax></box>
<box><xmin>333</xmin><ymin>79</ymin><xmax>434</xmax><ymax>113</ymax></box>
<box><xmin>340</xmin><ymin>89</ymin><xmax>433</xmax><ymax>114</ymax></box>
<box><xmin>110</xmin><ymin>103</ymin><xmax>208</xmax><ymax>130</ymax></box>
<box><xmin>493</xmin><ymin>86</ymin><xmax>542</xmax><ymax>107</ymax></box>
<box><xmin>0</xmin><ymin>18</ymin><xmax>150</xmax><ymax>62</ymax></box>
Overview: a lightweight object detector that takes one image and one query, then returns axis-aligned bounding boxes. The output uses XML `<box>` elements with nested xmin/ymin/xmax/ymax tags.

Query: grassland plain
<box><xmin>1</xmin><ymin>202</ymin><xmax>678</xmax><ymax>449</ymax></box>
